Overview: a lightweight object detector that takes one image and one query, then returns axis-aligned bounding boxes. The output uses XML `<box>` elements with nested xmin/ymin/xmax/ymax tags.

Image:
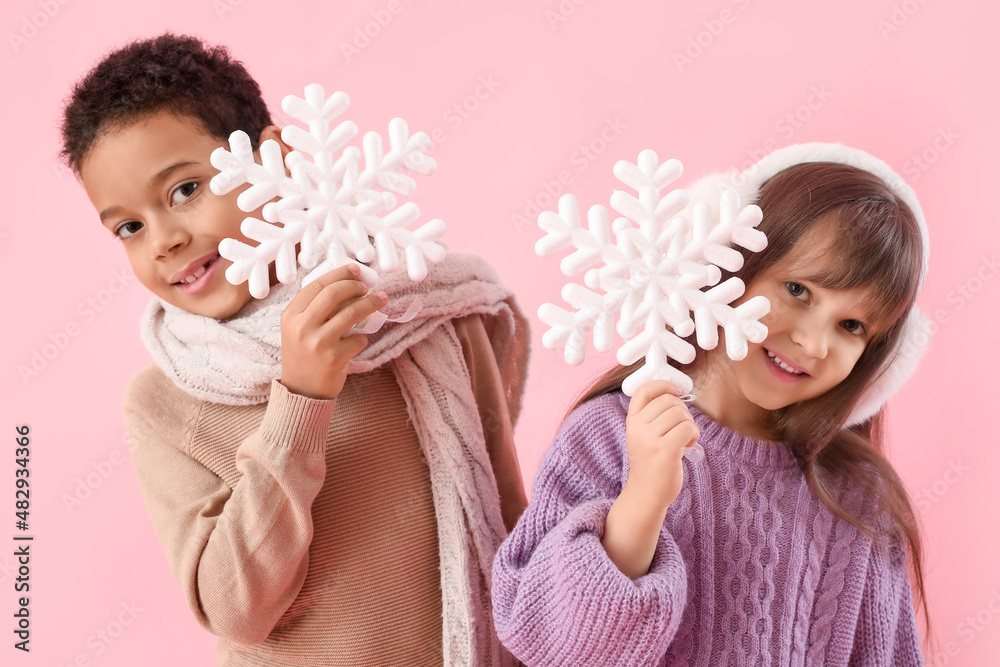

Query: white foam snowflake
<box><xmin>535</xmin><ymin>149</ymin><xmax>771</xmax><ymax>396</ymax></box>
<box><xmin>210</xmin><ymin>84</ymin><xmax>446</xmax><ymax>298</ymax></box>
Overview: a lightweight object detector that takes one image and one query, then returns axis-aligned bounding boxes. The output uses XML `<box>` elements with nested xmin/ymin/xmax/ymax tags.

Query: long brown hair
<box><xmin>572</xmin><ymin>162</ymin><xmax>930</xmax><ymax>636</ymax></box>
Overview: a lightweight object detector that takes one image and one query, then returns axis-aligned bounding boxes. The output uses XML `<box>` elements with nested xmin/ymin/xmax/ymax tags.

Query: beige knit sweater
<box><xmin>124</xmin><ymin>314</ymin><xmax>527</xmax><ymax>666</ymax></box>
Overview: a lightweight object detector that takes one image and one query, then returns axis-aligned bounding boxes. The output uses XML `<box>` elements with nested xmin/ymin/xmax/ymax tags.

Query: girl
<box><xmin>492</xmin><ymin>143</ymin><xmax>929</xmax><ymax>666</ymax></box>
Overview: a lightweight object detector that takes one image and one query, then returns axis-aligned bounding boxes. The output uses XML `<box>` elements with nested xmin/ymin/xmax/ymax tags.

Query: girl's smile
<box><xmin>691</xmin><ymin>219</ymin><xmax>878</xmax><ymax>438</ymax></box>
<box><xmin>762</xmin><ymin>346</ymin><xmax>809</xmax><ymax>380</ymax></box>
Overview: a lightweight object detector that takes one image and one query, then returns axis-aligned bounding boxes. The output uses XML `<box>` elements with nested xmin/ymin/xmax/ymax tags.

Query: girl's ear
<box><xmin>258</xmin><ymin>125</ymin><xmax>291</xmax><ymax>158</ymax></box>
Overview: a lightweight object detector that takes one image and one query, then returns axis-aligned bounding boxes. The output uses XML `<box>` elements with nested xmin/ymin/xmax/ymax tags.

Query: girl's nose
<box><xmin>790</xmin><ymin>316</ymin><xmax>829</xmax><ymax>360</ymax></box>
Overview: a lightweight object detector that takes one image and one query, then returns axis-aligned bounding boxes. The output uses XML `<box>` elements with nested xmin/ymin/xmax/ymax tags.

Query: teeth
<box><xmin>766</xmin><ymin>350</ymin><xmax>804</xmax><ymax>375</ymax></box>
<box><xmin>179</xmin><ymin>260</ymin><xmax>211</xmax><ymax>284</ymax></box>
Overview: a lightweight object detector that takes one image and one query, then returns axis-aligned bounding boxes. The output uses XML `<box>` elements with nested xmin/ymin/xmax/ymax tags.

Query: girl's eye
<box><xmin>114</xmin><ymin>220</ymin><xmax>144</xmax><ymax>239</ymax></box>
<box><xmin>170</xmin><ymin>181</ymin><xmax>198</xmax><ymax>205</ymax></box>
<box><xmin>842</xmin><ymin>319</ymin><xmax>868</xmax><ymax>336</ymax></box>
<box><xmin>785</xmin><ymin>282</ymin><xmax>807</xmax><ymax>298</ymax></box>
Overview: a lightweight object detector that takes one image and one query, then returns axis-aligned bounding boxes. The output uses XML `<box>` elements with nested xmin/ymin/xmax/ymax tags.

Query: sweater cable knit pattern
<box><xmin>492</xmin><ymin>392</ymin><xmax>924</xmax><ymax>667</ymax></box>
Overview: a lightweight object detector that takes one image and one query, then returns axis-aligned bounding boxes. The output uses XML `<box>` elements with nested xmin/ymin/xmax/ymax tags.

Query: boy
<box><xmin>62</xmin><ymin>33</ymin><xmax>528</xmax><ymax>666</ymax></box>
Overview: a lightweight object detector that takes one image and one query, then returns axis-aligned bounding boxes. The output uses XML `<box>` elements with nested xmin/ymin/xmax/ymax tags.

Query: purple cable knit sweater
<box><xmin>492</xmin><ymin>392</ymin><xmax>924</xmax><ymax>666</ymax></box>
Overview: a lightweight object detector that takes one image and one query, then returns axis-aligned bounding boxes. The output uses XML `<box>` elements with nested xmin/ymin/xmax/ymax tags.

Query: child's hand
<box><xmin>279</xmin><ymin>264</ymin><xmax>388</xmax><ymax>400</ymax></box>
<box><xmin>623</xmin><ymin>380</ymin><xmax>701</xmax><ymax>512</ymax></box>
<box><xmin>602</xmin><ymin>380</ymin><xmax>700</xmax><ymax>577</ymax></box>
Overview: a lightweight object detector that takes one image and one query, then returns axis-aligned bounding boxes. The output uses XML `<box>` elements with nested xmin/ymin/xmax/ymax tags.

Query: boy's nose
<box><xmin>149</xmin><ymin>218</ymin><xmax>190</xmax><ymax>257</ymax></box>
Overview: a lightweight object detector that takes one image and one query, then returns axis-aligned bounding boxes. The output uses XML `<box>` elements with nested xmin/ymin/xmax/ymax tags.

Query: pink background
<box><xmin>2</xmin><ymin>0</ymin><xmax>997</xmax><ymax>664</ymax></box>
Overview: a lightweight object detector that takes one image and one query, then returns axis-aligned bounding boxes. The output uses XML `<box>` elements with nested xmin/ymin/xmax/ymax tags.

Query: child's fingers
<box><xmin>646</xmin><ymin>402</ymin><xmax>693</xmax><ymax>435</ymax></box>
<box><xmin>337</xmin><ymin>332</ymin><xmax>370</xmax><ymax>359</ymax></box>
<box><xmin>627</xmin><ymin>379</ymin><xmax>686</xmax><ymax>417</ymax></box>
<box><xmin>321</xmin><ymin>291</ymin><xmax>388</xmax><ymax>339</ymax></box>
<box><xmin>297</xmin><ymin>279</ymin><xmax>373</xmax><ymax>328</ymax></box>
<box><xmin>650</xmin><ymin>411</ymin><xmax>700</xmax><ymax>444</ymax></box>
<box><xmin>285</xmin><ymin>264</ymin><xmax>363</xmax><ymax>315</ymax></box>
<box><xmin>634</xmin><ymin>392</ymin><xmax>688</xmax><ymax>424</ymax></box>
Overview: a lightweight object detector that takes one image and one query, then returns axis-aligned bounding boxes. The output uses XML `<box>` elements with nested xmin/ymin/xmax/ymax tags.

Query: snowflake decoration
<box><xmin>210</xmin><ymin>84</ymin><xmax>446</xmax><ymax>298</ymax></box>
<box><xmin>535</xmin><ymin>149</ymin><xmax>771</xmax><ymax>396</ymax></box>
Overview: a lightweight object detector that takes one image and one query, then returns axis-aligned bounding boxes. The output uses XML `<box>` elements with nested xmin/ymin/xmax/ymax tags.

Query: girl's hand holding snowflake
<box><xmin>602</xmin><ymin>380</ymin><xmax>700</xmax><ymax>578</ymax></box>
<box><xmin>279</xmin><ymin>264</ymin><xmax>388</xmax><ymax>400</ymax></box>
<box><xmin>623</xmin><ymin>380</ymin><xmax>701</xmax><ymax>510</ymax></box>
<box><xmin>534</xmin><ymin>150</ymin><xmax>768</xmax><ymax>466</ymax></box>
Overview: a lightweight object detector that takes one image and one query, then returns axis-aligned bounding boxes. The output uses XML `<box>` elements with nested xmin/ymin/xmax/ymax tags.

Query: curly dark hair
<box><xmin>60</xmin><ymin>33</ymin><xmax>272</xmax><ymax>175</ymax></box>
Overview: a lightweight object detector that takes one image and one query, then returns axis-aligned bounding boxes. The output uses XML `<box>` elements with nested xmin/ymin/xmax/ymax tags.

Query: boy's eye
<box><xmin>114</xmin><ymin>221</ymin><xmax>144</xmax><ymax>239</ymax></box>
<box><xmin>785</xmin><ymin>282</ymin><xmax>806</xmax><ymax>298</ymax></box>
<box><xmin>170</xmin><ymin>181</ymin><xmax>199</xmax><ymax>205</ymax></box>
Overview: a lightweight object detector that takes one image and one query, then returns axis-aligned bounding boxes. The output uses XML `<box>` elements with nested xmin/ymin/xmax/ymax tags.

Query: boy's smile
<box><xmin>80</xmin><ymin>110</ymin><xmax>273</xmax><ymax>319</ymax></box>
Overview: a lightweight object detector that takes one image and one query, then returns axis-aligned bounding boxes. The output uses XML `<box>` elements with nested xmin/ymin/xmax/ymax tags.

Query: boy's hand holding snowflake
<box><xmin>279</xmin><ymin>264</ymin><xmax>388</xmax><ymax>400</ymax></box>
<box><xmin>208</xmin><ymin>84</ymin><xmax>446</xmax><ymax>326</ymax></box>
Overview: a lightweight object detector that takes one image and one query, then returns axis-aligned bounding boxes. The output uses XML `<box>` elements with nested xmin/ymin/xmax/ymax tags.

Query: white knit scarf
<box><xmin>141</xmin><ymin>252</ymin><xmax>528</xmax><ymax>666</ymax></box>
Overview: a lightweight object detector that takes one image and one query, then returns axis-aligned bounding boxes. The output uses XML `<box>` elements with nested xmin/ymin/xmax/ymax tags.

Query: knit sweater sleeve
<box><xmin>848</xmin><ymin>535</ymin><xmax>925</xmax><ymax>666</ymax></box>
<box><xmin>124</xmin><ymin>369</ymin><xmax>335</xmax><ymax>646</ymax></box>
<box><xmin>492</xmin><ymin>394</ymin><xmax>688</xmax><ymax>667</ymax></box>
